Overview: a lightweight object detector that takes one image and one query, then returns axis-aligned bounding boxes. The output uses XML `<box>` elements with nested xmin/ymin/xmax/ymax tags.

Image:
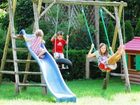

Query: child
<box><xmin>25</xmin><ymin>29</ymin><xmax>46</xmax><ymax>58</ymax></box>
<box><xmin>51</xmin><ymin>31</ymin><xmax>69</xmax><ymax>59</ymax></box>
<box><xmin>87</xmin><ymin>43</ymin><xmax>124</xmax><ymax>72</ymax></box>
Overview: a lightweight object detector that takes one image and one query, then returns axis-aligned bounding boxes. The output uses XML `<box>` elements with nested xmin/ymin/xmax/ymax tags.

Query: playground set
<box><xmin>0</xmin><ymin>0</ymin><xmax>132</xmax><ymax>103</ymax></box>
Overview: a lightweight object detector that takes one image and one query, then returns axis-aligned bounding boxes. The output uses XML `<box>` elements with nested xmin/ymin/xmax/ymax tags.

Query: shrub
<box><xmin>2</xmin><ymin>49</ymin><xmax>101</xmax><ymax>81</ymax></box>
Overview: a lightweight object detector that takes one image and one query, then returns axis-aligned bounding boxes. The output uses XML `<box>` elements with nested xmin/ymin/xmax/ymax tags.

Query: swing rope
<box><xmin>81</xmin><ymin>7</ymin><xmax>96</xmax><ymax>51</ymax></box>
<box><xmin>55</xmin><ymin>4</ymin><xmax>60</xmax><ymax>33</ymax></box>
<box><xmin>66</xmin><ymin>5</ymin><xmax>73</xmax><ymax>59</ymax></box>
<box><xmin>99</xmin><ymin>8</ymin><xmax>113</xmax><ymax>55</ymax></box>
<box><xmin>54</xmin><ymin>4</ymin><xmax>60</xmax><ymax>54</ymax></box>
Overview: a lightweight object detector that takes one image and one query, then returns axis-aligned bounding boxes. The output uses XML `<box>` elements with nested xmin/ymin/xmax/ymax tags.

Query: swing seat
<box><xmin>107</xmin><ymin>63</ymin><xmax>117</xmax><ymax>70</ymax></box>
<box><xmin>55</xmin><ymin>58</ymin><xmax>72</xmax><ymax>70</ymax></box>
<box><xmin>99</xmin><ymin>63</ymin><xmax>117</xmax><ymax>72</ymax></box>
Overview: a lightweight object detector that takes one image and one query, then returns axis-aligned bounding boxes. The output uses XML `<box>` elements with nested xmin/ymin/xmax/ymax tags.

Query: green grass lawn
<box><xmin>0</xmin><ymin>77</ymin><xmax>140</xmax><ymax>105</ymax></box>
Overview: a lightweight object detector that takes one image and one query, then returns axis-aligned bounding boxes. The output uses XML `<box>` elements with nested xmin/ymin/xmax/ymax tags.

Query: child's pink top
<box><xmin>30</xmin><ymin>36</ymin><xmax>42</xmax><ymax>55</ymax></box>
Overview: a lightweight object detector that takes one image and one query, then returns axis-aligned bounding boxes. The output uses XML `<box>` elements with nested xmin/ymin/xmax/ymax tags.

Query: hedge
<box><xmin>2</xmin><ymin>49</ymin><xmax>103</xmax><ymax>82</ymax></box>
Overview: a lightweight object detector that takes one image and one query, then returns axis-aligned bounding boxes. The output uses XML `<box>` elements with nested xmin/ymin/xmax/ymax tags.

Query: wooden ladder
<box><xmin>0</xmin><ymin>0</ymin><xmax>47</xmax><ymax>94</ymax></box>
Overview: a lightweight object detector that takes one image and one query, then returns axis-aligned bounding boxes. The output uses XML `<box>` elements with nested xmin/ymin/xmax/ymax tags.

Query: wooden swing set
<box><xmin>0</xmin><ymin>0</ymin><xmax>130</xmax><ymax>94</ymax></box>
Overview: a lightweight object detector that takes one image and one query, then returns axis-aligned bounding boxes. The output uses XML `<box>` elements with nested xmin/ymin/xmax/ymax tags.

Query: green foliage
<box><xmin>15</xmin><ymin>0</ymin><xmax>34</xmax><ymax>31</ymax></box>
<box><xmin>115</xmin><ymin>0</ymin><xmax>140</xmax><ymax>26</ymax></box>
<box><xmin>65</xmin><ymin>50</ymin><xmax>87</xmax><ymax>80</ymax></box>
<box><xmin>69</xmin><ymin>26</ymin><xmax>93</xmax><ymax>50</ymax></box>
<box><xmin>107</xmin><ymin>20</ymin><xmax>114</xmax><ymax>45</ymax></box>
<box><xmin>2</xmin><ymin>48</ymin><xmax>100</xmax><ymax>81</ymax></box>
<box><xmin>0</xmin><ymin>1</ymin><xmax>8</xmax><ymax>29</ymax></box>
<box><xmin>99</xmin><ymin>21</ymin><xmax>106</xmax><ymax>43</ymax></box>
<box><xmin>125</xmin><ymin>20</ymin><xmax>134</xmax><ymax>42</ymax></box>
<box><xmin>0</xmin><ymin>1</ymin><xmax>8</xmax><ymax>9</ymax></box>
<box><xmin>135</xmin><ymin>18</ymin><xmax>140</xmax><ymax>36</ymax></box>
<box><xmin>0</xmin><ymin>29</ymin><xmax>6</xmax><ymax>58</ymax></box>
<box><xmin>0</xmin><ymin>9</ymin><xmax>7</xmax><ymax>18</ymax></box>
<box><xmin>0</xmin><ymin>14</ymin><xmax>8</xmax><ymax>29</ymax></box>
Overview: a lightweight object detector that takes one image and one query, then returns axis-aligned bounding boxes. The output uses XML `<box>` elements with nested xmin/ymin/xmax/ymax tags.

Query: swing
<box><xmin>99</xmin><ymin>8</ymin><xmax>117</xmax><ymax>71</ymax></box>
<box><xmin>82</xmin><ymin>7</ymin><xmax>117</xmax><ymax>72</ymax></box>
<box><xmin>53</xmin><ymin>4</ymin><xmax>72</xmax><ymax>70</ymax></box>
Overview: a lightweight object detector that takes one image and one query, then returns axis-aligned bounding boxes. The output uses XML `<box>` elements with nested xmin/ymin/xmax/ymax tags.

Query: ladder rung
<box><xmin>19</xmin><ymin>83</ymin><xmax>46</xmax><ymax>87</ymax></box>
<box><xmin>0</xmin><ymin>71</ymin><xmax>42</xmax><ymax>75</ymax></box>
<box><xmin>6</xmin><ymin>59</ymin><xmax>36</xmax><ymax>63</ymax></box>
<box><xmin>8</xmin><ymin>48</ymin><xmax>28</xmax><ymax>52</ymax></box>
<box><xmin>18</xmin><ymin>71</ymin><xmax>42</xmax><ymax>75</ymax></box>
<box><xmin>110</xmin><ymin>73</ymin><xmax>125</xmax><ymax>77</ymax></box>
<box><xmin>0</xmin><ymin>71</ymin><xmax>15</xmax><ymax>74</ymax></box>
<box><xmin>12</xmin><ymin>35</ymin><xmax>24</xmax><ymax>40</ymax></box>
<box><xmin>16</xmin><ymin>59</ymin><xmax>36</xmax><ymax>63</ymax></box>
<box><xmin>14</xmin><ymin>48</ymin><xmax>28</xmax><ymax>51</ymax></box>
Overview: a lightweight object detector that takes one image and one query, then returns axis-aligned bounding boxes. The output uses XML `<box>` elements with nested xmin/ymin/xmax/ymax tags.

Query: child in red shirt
<box><xmin>51</xmin><ymin>31</ymin><xmax>69</xmax><ymax>59</ymax></box>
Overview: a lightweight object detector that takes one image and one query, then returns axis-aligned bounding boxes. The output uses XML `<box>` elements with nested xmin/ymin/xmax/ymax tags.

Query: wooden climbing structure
<box><xmin>0</xmin><ymin>0</ymin><xmax>131</xmax><ymax>94</ymax></box>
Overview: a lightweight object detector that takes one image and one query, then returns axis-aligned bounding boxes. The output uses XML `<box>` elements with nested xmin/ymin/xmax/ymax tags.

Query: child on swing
<box><xmin>51</xmin><ymin>31</ymin><xmax>69</xmax><ymax>59</ymax></box>
<box><xmin>87</xmin><ymin>43</ymin><xmax>124</xmax><ymax>72</ymax></box>
<box><xmin>24</xmin><ymin>29</ymin><xmax>46</xmax><ymax>59</ymax></box>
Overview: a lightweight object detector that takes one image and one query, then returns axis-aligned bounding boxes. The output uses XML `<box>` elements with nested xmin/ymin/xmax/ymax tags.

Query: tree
<box><xmin>107</xmin><ymin>20</ymin><xmax>114</xmax><ymax>45</ymax></box>
<box><xmin>15</xmin><ymin>0</ymin><xmax>34</xmax><ymax>31</ymax></box>
<box><xmin>135</xmin><ymin>18</ymin><xmax>140</xmax><ymax>36</ymax></box>
<box><xmin>125</xmin><ymin>20</ymin><xmax>134</xmax><ymax>42</ymax></box>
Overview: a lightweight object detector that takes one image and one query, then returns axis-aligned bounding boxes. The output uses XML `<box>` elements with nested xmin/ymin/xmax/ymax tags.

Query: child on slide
<box><xmin>87</xmin><ymin>43</ymin><xmax>124</xmax><ymax>72</ymax></box>
<box><xmin>24</xmin><ymin>29</ymin><xmax>46</xmax><ymax>59</ymax></box>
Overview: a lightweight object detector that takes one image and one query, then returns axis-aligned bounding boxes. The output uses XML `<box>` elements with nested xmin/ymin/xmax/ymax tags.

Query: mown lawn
<box><xmin>0</xmin><ymin>77</ymin><xmax>140</xmax><ymax>105</ymax></box>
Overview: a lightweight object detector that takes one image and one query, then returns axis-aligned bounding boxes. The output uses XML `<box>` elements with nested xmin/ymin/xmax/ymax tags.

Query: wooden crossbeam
<box><xmin>110</xmin><ymin>73</ymin><xmax>125</xmax><ymax>77</ymax></box>
<box><xmin>102</xmin><ymin>7</ymin><xmax>115</xmax><ymax>20</ymax></box>
<box><xmin>39</xmin><ymin>0</ymin><xmax>56</xmax><ymax>19</ymax></box>
<box><xmin>42</xmin><ymin>0</ymin><xmax>127</xmax><ymax>7</ymax></box>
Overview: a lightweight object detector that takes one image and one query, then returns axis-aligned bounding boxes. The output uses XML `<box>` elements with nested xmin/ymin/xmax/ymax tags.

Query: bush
<box><xmin>2</xmin><ymin>49</ymin><xmax>101</xmax><ymax>81</ymax></box>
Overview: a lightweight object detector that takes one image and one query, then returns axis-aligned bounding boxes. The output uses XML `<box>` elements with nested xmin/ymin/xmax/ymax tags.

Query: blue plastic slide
<box><xmin>20</xmin><ymin>30</ymin><xmax>76</xmax><ymax>102</ymax></box>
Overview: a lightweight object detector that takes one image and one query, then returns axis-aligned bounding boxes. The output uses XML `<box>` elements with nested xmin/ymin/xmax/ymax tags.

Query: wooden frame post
<box><xmin>0</xmin><ymin>0</ymin><xmax>17</xmax><ymax>84</ymax></box>
<box><xmin>0</xmin><ymin>28</ymin><xmax>10</xmax><ymax>83</ymax></box>
<box><xmin>95</xmin><ymin>0</ymin><xmax>99</xmax><ymax>49</ymax></box>
<box><xmin>114</xmin><ymin>7</ymin><xmax>131</xmax><ymax>92</ymax></box>
<box><xmin>112</xmin><ymin>2</ymin><xmax>123</xmax><ymax>51</ymax></box>
<box><xmin>33</xmin><ymin>1</ymin><xmax>47</xmax><ymax>94</ymax></box>
<box><xmin>86</xmin><ymin>55</ymin><xmax>90</xmax><ymax>79</ymax></box>
<box><xmin>8</xmin><ymin>0</ymin><xmax>20</xmax><ymax>93</ymax></box>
